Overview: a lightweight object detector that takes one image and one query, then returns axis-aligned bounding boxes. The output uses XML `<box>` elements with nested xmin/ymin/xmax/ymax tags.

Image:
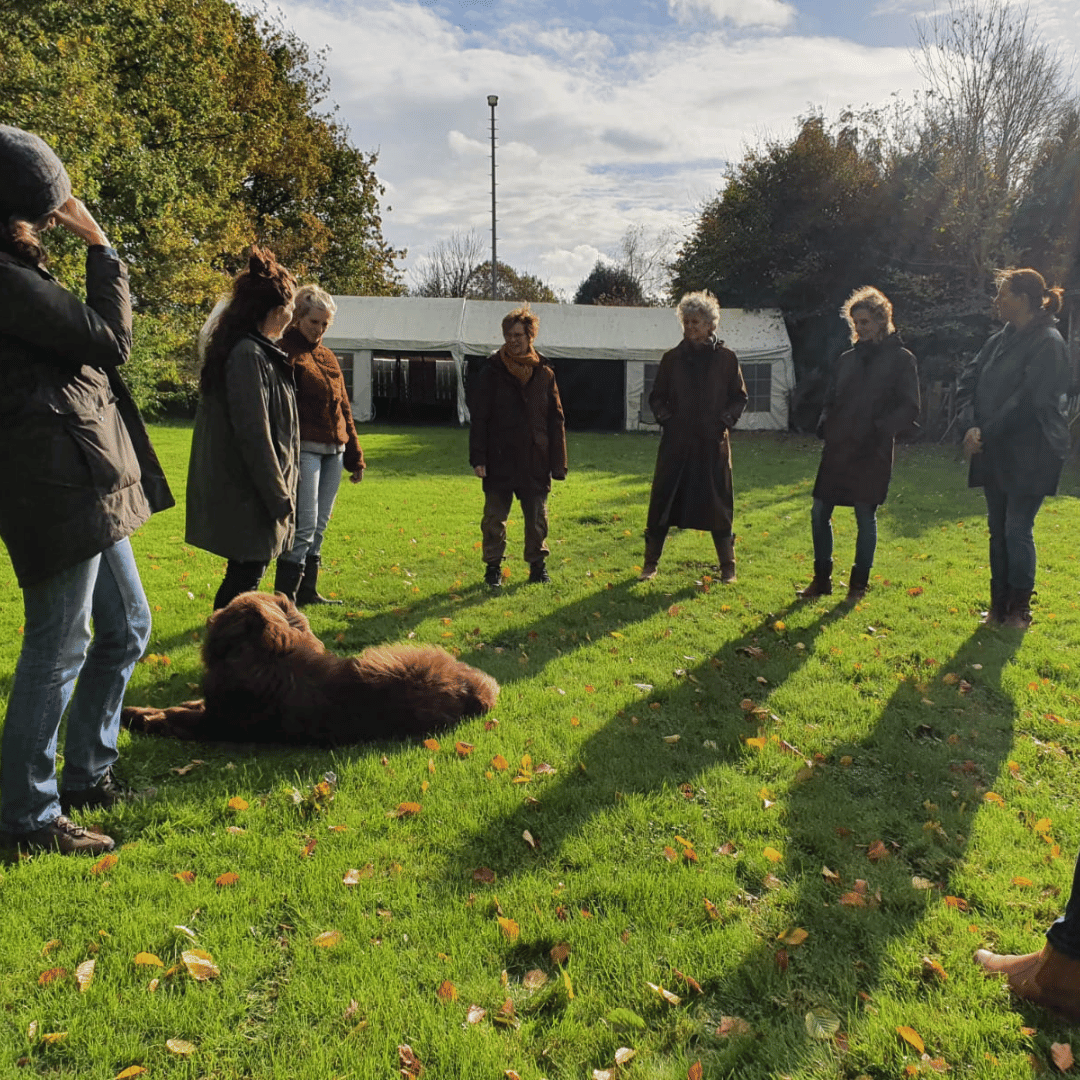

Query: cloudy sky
<box><xmin>270</xmin><ymin>0</ymin><xmax>1077</xmax><ymax>297</ymax></box>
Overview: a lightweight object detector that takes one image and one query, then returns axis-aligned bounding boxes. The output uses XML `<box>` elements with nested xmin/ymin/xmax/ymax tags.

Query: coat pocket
<box><xmin>57</xmin><ymin>402</ymin><xmax>141</xmax><ymax>495</ymax></box>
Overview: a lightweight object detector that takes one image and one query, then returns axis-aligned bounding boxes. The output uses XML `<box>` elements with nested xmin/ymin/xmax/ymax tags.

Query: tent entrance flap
<box><xmin>371</xmin><ymin>351</ymin><xmax>457</xmax><ymax>424</ymax></box>
<box><xmin>553</xmin><ymin>356</ymin><xmax>626</xmax><ymax>431</ymax></box>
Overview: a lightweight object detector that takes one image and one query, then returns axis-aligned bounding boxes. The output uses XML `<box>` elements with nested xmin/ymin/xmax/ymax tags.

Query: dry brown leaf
<box><xmin>133</xmin><ymin>952</ymin><xmax>163</xmax><ymax>968</ymax></box>
<box><xmin>40</xmin><ymin>1032</ymin><xmax>67</xmax><ymax>1045</ymax></box>
<box><xmin>437</xmin><ymin>980</ymin><xmax>457</xmax><ymax>1002</ymax></box>
<box><xmin>166</xmin><ymin>1039</ymin><xmax>196</xmax><ymax>1056</ymax></box>
<box><xmin>113</xmin><ymin>1068</ymin><xmax>148</xmax><ymax>1079</ymax></box>
<box><xmin>472</xmin><ymin>867</ymin><xmax>496</xmax><ymax>884</ymax></box>
<box><xmin>944</xmin><ymin>895</ymin><xmax>969</xmax><ymax>912</ymax></box>
<box><xmin>663</xmin><ymin>845</ymin><xmax>679</xmax><ymax>862</ymax></box>
<box><xmin>181</xmin><ymin>949</ymin><xmax>220</xmax><ymax>980</ymax></box>
<box><xmin>922</xmin><ymin>956</ymin><xmax>948</xmax><ymax>981</ymax></box>
<box><xmin>390</xmin><ymin>802</ymin><xmax>422</xmax><ymax>818</ymax></box>
<box><xmin>550</xmin><ymin>942</ymin><xmax>571</xmax><ymax>964</ymax></box>
<box><xmin>688</xmin><ymin>1061</ymin><xmax>704</xmax><ymax>1080</ymax></box>
<box><xmin>614</xmin><ymin>1047</ymin><xmax>636</xmax><ymax>1065</ymax></box>
<box><xmin>91</xmin><ymin>853</ymin><xmax>118</xmax><ymax>875</ymax></box>
<box><xmin>1052</xmin><ymin>1043</ymin><xmax>1074</xmax><ymax>1072</ymax></box>
<box><xmin>717</xmin><ymin>1016</ymin><xmax>752</xmax><ymax>1037</ymax></box>
<box><xmin>455</xmin><ymin>741</ymin><xmax>475</xmax><ymax>756</ymax></box>
<box><xmin>523</xmin><ymin>968</ymin><xmax>548</xmax><ymax>989</ymax></box>
<box><xmin>646</xmin><ymin>981</ymin><xmax>681</xmax><ymax>1005</ymax></box>
<box><xmin>491</xmin><ymin>754</ymin><xmax>509</xmax><ymax>771</ymax></box>
<box><xmin>38</xmin><ymin>967</ymin><xmax>66</xmax><ymax>987</ymax></box>
<box><xmin>867</xmin><ymin>840</ymin><xmax>890</xmax><ymax>861</ymax></box>
<box><xmin>522</xmin><ymin>830</ymin><xmax>538</xmax><ymax>849</ymax></box>
<box><xmin>342</xmin><ymin>868</ymin><xmax>362</xmax><ymax>886</ymax></box>
<box><xmin>300</xmin><ymin>838</ymin><xmax>317</xmax><ymax>859</ymax></box>
<box><xmin>778</xmin><ymin>928</ymin><xmax>809</xmax><ymax>946</ymax></box>
<box><xmin>704</xmin><ymin>898</ymin><xmax>720</xmax><ymax>920</ymax></box>
<box><xmin>497</xmin><ymin>916</ymin><xmax>520</xmax><ymax>940</ymax></box>
<box><xmin>314</xmin><ymin>930</ymin><xmax>342</xmax><ymax>948</ymax></box>
<box><xmin>41</xmin><ymin>939</ymin><xmax>61</xmax><ymax>957</ymax></box>
<box><xmin>75</xmin><ymin>959</ymin><xmax>95</xmax><ymax>992</ymax></box>
<box><xmin>174</xmin><ymin>870</ymin><xmax>196</xmax><ymax>884</ymax></box>
<box><xmin>822</xmin><ymin>866</ymin><xmax>841</xmax><ymax>885</ymax></box>
<box><xmin>423</xmin><ymin>738</ymin><xmax>440</xmax><ymax>751</ymax></box>
<box><xmin>673</xmin><ymin>967</ymin><xmax>703</xmax><ymax>992</ymax></box>
<box><xmin>226</xmin><ymin>796</ymin><xmax>248</xmax><ymax>811</ymax></box>
<box><xmin>398</xmin><ymin>1043</ymin><xmax>424</xmax><ymax>1078</ymax></box>
<box><xmin>763</xmin><ymin>846</ymin><xmax>783</xmax><ymax>863</ymax></box>
<box><xmin>466</xmin><ymin>1004</ymin><xmax>486</xmax><ymax>1024</ymax></box>
<box><xmin>840</xmin><ymin>891</ymin><xmax>867</xmax><ymax>907</ymax></box>
<box><xmin>225</xmin><ymin>825</ymin><xmax>245</xmax><ymax>835</ymax></box>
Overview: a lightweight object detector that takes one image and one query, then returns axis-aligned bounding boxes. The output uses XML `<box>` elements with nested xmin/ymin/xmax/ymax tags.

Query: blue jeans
<box><xmin>983</xmin><ymin>483</ymin><xmax>1044</xmax><ymax>592</ymax></box>
<box><xmin>281</xmin><ymin>450</ymin><xmax>344</xmax><ymax>564</ymax></box>
<box><xmin>1047</xmin><ymin>847</ymin><xmax>1080</xmax><ymax>960</ymax></box>
<box><xmin>811</xmin><ymin>498</ymin><xmax>878</xmax><ymax>573</ymax></box>
<box><xmin>1</xmin><ymin>539</ymin><xmax>151</xmax><ymax>834</ymax></box>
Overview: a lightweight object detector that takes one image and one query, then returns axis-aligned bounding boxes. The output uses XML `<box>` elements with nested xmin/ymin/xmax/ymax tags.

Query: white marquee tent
<box><xmin>324</xmin><ymin>297</ymin><xmax>795</xmax><ymax>431</ymax></box>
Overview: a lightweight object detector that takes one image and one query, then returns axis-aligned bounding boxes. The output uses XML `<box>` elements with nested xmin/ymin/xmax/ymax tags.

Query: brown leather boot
<box><xmin>981</xmin><ymin>579</ymin><xmax>1007</xmax><ymax>626</ymax></box>
<box><xmin>975</xmin><ymin>943</ymin><xmax>1080</xmax><ymax>1021</ymax></box>
<box><xmin>1001</xmin><ymin>588</ymin><xmax>1033</xmax><ymax>630</ymax></box>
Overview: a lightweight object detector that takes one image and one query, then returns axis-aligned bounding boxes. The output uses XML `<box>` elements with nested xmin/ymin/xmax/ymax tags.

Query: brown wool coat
<box><xmin>813</xmin><ymin>333</ymin><xmax>920</xmax><ymax>507</ymax></box>
<box><xmin>279</xmin><ymin>328</ymin><xmax>364</xmax><ymax>472</ymax></box>
<box><xmin>646</xmin><ymin>337</ymin><xmax>747</xmax><ymax>533</ymax></box>
<box><xmin>468</xmin><ymin>351</ymin><xmax>567</xmax><ymax>495</ymax></box>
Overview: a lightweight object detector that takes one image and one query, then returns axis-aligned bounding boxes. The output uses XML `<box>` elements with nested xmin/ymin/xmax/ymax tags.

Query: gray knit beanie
<box><xmin>0</xmin><ymin>126</ymin><xmax>72</xmax><ymax>222</ymax></box>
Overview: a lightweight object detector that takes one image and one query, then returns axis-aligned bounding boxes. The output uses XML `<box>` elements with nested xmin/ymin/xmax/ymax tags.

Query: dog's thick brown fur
<box><xmin>122</xmin><ymin>592</ymin><xmax>499</xmax><ymax>745</ymax></box>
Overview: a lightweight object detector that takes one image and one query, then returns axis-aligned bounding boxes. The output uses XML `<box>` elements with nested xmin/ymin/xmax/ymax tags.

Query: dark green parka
<box><xmin>185</xmin><ymin>334</ymin><xmax>299</xmax><ymax>561</ymax></box>
<box><xmin>0</xmin><ymin>247</ymin><xmax>173</xmax><ymax>587</ymax></box>
<box><xmin>959</xmin><ymin>318</ymin><xmax>1070</xmax><ymax>496</ymax></box>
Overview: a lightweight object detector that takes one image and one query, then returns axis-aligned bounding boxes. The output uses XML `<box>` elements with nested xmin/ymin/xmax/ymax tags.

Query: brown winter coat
<box><xmin>279</xmin><ymin>327</ymin><xmax>364</xmax><ymax>473</ymax></box>
<box><xmin>813</xmin><ymin>333</ymin><xmax>920</xmax><ymax>507</ymax></box>
<box><xmin>645</xmin><ymin>337</ymin><xmax>747</xmax><ymax>533</ymax></box>
<box><xmin>186</xmin><ymin>333</ymin><xmax>300</xmax><ymax>562</ymax></box>
<box><xmin>468</xmin><ymin>351</ymin><xmax>567</xmax><ymax>495</ymax></box>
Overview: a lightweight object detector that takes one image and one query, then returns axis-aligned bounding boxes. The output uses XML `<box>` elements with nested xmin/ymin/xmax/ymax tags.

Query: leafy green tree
<box><xmin>466</xmin><ymin>261</ymin><xmax>560</xmax><ymax>303</ymax></box>
<box><xmin>573</xmin><ymin>261</ymin><xmax>645</xmax><ymax>306</ymax></box>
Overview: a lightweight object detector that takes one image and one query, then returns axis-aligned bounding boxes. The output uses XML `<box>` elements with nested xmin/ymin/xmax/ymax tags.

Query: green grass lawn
<box><xmin>1</xmin><ymin>423</ymin><xmax>1080</xmax><ymax>1079</ymax></box>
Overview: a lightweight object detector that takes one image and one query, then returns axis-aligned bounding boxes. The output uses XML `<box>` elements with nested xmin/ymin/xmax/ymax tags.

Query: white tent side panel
<box><xmin>323</xmin><ymin>297</ymin><xmax>794</xmax><ymax>431</ymax></box>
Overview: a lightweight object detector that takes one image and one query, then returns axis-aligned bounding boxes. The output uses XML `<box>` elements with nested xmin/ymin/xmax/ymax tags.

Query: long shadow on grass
<box><xmin>701</xmin><ymin>627</ymin><xmax>1023</xmax><ymax>1076</ymax></box>
<box><xmin>442</xmin><ymin>597</ymin><xmax>849</xmax><ymax>879</ymax></box>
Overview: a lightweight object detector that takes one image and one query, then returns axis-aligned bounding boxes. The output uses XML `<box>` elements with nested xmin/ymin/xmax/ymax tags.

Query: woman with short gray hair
<box><xmin>640</xmin><ymin>290</ymin><xmax>747</xmax><ymax>582</ymax></box>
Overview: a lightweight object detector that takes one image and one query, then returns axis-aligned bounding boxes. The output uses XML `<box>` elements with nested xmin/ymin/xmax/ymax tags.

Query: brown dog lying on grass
<box><xmin>122</xmin><ymin>592</ymin><xmax>499</xmax><ymax>745</ymax></box>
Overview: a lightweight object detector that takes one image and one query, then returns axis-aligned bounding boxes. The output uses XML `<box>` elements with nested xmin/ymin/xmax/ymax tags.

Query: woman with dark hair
<box><xmin>273</xmin><ymin>285</ymin><xmax>364</xmax><ymax>606</ymax></box>
<box><xmin>796</xmin><ymin>286</ymin><xmax>920</xmax><ymax>601</ymax></box>
<box><xmin>0</xmin><ymin>126</ymin><xmax>173</xmax><ymax>855</ymax></box>
<box><xmin>468</xmin><ymin>305</ymin><xmax>567</xmax><ymax>588</ymax></box>
<box><xmin>186</xmin><ymin>247</ymin><xmax>299</xmax><ymax>610</ymax></box>
<box><xmin>958</xmin><ymin>267</ymin><xmax>1070</xmax><ymax>628</ymax></box>
<box><xmin>640</xmin><ymin>291</ymin><xmax>747</xmax><ymax>583</ymax></box>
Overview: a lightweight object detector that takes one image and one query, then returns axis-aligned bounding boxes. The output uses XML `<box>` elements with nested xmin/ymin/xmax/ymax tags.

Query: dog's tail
<box><xmin>352</xmin><ymin>646</ymin><xmax>499</xmax><ymax>735</ymax></box>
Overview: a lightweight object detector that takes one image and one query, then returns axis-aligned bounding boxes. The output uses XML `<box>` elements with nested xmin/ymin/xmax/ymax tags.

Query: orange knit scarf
<box><xmin>499</xmin><ymin>343</ymin><xmax>540</xmax><ymax>384</ymax></box>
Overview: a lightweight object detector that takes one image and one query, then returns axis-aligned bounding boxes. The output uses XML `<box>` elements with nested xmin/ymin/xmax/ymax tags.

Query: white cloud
<box><xmin>272</xmin><ymin>0</ymin><xmax>931</xmax><ymax>296</ymax></box>
<box><xmin>668</xmin><ymin>0</ymin><xmax>796</xmax><ymax>30</ymax></box>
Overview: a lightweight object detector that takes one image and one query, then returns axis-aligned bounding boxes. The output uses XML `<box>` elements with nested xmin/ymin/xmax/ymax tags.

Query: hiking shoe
<box><xmin>528</xmin><ymin>561</ymin><xmax>551</xmax><ymax>584</ymax></box>
<box><xmin>484</xmin><ymin>562</ymin><xmax>502</xmax><ymax>589</ymax></box>
<box><xmin>61</xmin><ymin>767</ymin><xmax>153</xmax><ymax>814</ymax></box>
<box><xmin>11</xmin><ymin>815</ymin><xmax>115</xmax><ymax>855</ymax></box>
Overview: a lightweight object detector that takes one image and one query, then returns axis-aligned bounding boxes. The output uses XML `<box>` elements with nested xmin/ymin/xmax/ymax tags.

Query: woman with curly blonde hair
<box><xmin>797</xmin><ymin>286</ymin><xmax>920</xmax><ymax>601</ymax></box>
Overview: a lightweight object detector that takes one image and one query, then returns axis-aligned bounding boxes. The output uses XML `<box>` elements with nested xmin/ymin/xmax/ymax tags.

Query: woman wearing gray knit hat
<box><xmin>0</xmin><ymin>126</ymin><xmax>173</xmax><ymax>856</ymax></box>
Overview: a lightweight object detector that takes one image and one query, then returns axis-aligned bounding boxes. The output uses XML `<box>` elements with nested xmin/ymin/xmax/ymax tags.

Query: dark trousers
<box><xmin>984</xmin><ymin>483</ymin><xmax>1044</xmax><ymax>592</ymax></box>
<box><xmin>481</xmin><ymin>487</ymin><xmax>549</xmax><ymax>565</ymax></box>
<box><xmin>213</xmin><ymin>560</ymin><xmax>268</xmax><ymax>611</ymax></box>
<box><xmin>1047</xmin><ymin>847</ymin><xmax>1080</xmax><ymax>959</ymax></box>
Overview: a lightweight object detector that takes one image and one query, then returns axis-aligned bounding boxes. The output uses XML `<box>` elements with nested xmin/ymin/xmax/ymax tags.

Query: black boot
<box><xmin>797</xmin><ymin>560</ymin><xmax>833</xmax><ymax>598</ymax></box>
<box><xmin>273</xmin><ymin>559</ymin><xmax>304</xmax><ymax>603</ymax></box>
<box><xmin>847</xmin><ymin>564</ymin><xmax>870</xmax><ymax>601</ymax></box>
<box><xmin>297</xmin><ymin>554</ymin><xmax>342</xmax><ymax>606</ymax></box>
<box><xmin>528</xmin><ymin>560</ymin><xmax>551</xmax><ymax>584</ymax></box>
<box><xmin>982</xmin><ymin>579</ymin><xmax>1007</xmax><ymax>626</ymax></box>
<box><xmin>1002</xmin><ymin>588</ymin><xmax>1034</xmax><ymax>630</ymax></box>
<box><xmin>484</xmin><ymin>562</ymin><xmax>502</xmax><ymax>589</ymax></box>
<box><xmin>715</xmin><ymin>534</ymin><xmax>736</xmax><ymax>583</ymax></box>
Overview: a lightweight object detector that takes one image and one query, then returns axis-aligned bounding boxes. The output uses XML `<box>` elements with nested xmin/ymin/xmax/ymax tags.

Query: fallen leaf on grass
<box><xmin>1052</xmin><ymin>1043</ymin><xmax>1074</xmax><ymax>1071</ymax></box>
<box><xmin>615</xmin><ymin>1047</ymin><xmax>636</xmax><ymax>1065</ymax></box>
<box><xmin>472</xmin><ymin>867</ymin><xmax>496</xmax><ymax>884</ymax></box>
<box><xmin>170</xmin><ymin>760</ymin><xmax>204</xmax><ymax>776</ymax></box>
<box><xmin>114</xmin><ymin>1068</ymin><xmax>147</xmax><ymax>1079</ymax></box>
<box><xmin>840</xmin><ymin>891</ymin><xmax>867</xmax><ymax>907</ymax></box>
<box><xmin>182</xmin><ymin>949</ymin><xmax>220</xmax><ymax>980</ymax></box>
<box><xmin>646</xmin><ymin>981</ymin><xmax>681</xmax><ymax>1005</ymax></box>
<box><xmin>437</xmin><ymin>980</ymin><xmax>457</xmax><ymax>1002</ymax></box>
<box><xmin>763</xmin><ymin>846</ymin><xmax>783</xmax><ymax>863</ymax></box>
<box><xmin>688</xmin><ymin>1064</ymin><xmax>704</xmax><ymax>1080</ymax></box>
<box><xmin>523</xmin><ymin>968</ymin><xmax>548</xmax><ymax>990</ymax></box>
<box><xmin>40</xmin><ymin>1032</ymin><xmax>67</xmax><ymax>1045</ymax></box>
<box><xmin>944</xmin><ymin>896</ymin><xmax>969</xmax><ymax>912</ymax></box>
<box><xmin>778</xmin><ymin>928</ymin><xmax>809</xmax><ymax>946</ymax></box>
<box><xmin>704</xmin><ymin>898</ymin><xmax>721</xmax><ymax>920</ymax></box>
<box><xmin>300</xmin><ymin>838</ymin><xmax>317</xmax><ymax>858</ymax></box>
<box><xmin>133</xmin><ymin>952</ymin><xmax>163</xmax><ymax>968</ymax></box>
<box><xmin>1012</xmin><ymin>876</ymin><xmax>1034</xmax><ymax>888</ymax></box>
<box><xmin>398</xmin><ymin>1043</ymin><xmax>424</xmax><ymax>1078</ymax></box>
<box><xmin>497</xmin><ymin>916</ymin><xmax>520</xmax><ymax>940</ymax></box>
<box><xmin>912</xmin><ymin>876</ymin><xmax>933</xmax><ymax>890</ymax></box>
<box><xmin>215</xmin><ymin>872</ymin><xmax>239</xmax><ymax>887</ymax></box>
<box><xmin>455</xmin><ymin>742</ymin><xmax>475</xmax><ymax>757</ymax></box>
<box><xmin>522</xmin><ymin>830</ymin><xmax>538</xmax><ymax>850</ymax></box>
<box><xmin>822</xmin><ymin>866</ymin><xmax>841</xmax><ymax>885</ymax></box>
<box><xmin>922</xmin><ymin>956</ymin><xmax>948</xmax><ymax>981</ymax></box>
<box><xmin>897</xmin><ymin>1026</ymin><xmax>925</xmax><ymax>1054</ymax></box>
<box><xmin>717</xmin><ymin>1016</ymin><xmax>752</xmax><ymax>1037</ymax></box>
<box><xmin>91</xmin><ymin>853</ymin><xmax>118</xmax><ymax>875</ymax></box>
<box><xmin>466</xmin><ymin>1004</ymin><xmax>487</xmax><ymax>1025</ymax></box>
<box><xmin>165</xmin><ymin>1039</ymin><xmax>195</xmax><ymax>1056</ymax></box>
<box><xmin>550</xmin><ymin>942</ymin><xmax>571</xmax><ymax>964</ymax></box>
<box><xmin>984</xmin><ymin>791</ymin><xmax>1005</xmax><ymax>807</ymax></box>
<box><xmin>314</xmin><ymin>930</ymin><xmax>342</xmax><ymax>948</ymax></box>
<box><xmin>423</xmin><ymin>738</ymin><xmax>440</xmax><ymax>751</ymax></box>
<box><xmin>673</xmin><ymin>967</ymin><xmax>702</xmax><ymax>992</ymax></box>
<box><xmin>75</xmin><ymin>959</ymin><xmax>95</xmax><ymax>992</ymax></box>
<box><xmin>806</xmin><ymin>1008</ymin><xmax>840</xmax><ymax>1039</ymax></box>
<box><xmin>38</xmin><ymin>967</ymin><xmax>66</xmax><ymax>987</ymax></box>
<box><xmin>867</xmin><ymin>840</ymin><xmax>890</xmax><ymax>861</ymax></box>
<box><xmin>41</xmin><ymin>939</ymin><xmax>61</xmax><ymax>957</ymax></box>
<box><xmin>226</xmin><ymin>796</ymin><xmax>248</xmax><ymax>811</ymax></box>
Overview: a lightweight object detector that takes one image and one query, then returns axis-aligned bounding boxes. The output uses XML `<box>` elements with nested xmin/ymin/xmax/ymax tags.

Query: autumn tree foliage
<box><xmin>411</xmin><ymin>230</ymin><xmax>560</xmax><ymax>302</ymax></box>
<box><xmin>0</xmin><ymin>0</ymin><xmax>404</xmax><ymax>411</ymax></box>
<box><xmin>573</xmin><ymin>261</ymin><xmax>647</xmax><ymax>307</ymax></box>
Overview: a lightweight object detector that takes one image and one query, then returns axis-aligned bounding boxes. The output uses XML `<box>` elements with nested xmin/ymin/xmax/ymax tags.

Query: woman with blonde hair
<box><xmin>958</xmin><ymin>268</ymin><xmax>1070</xmax><ymax>628</ymax></box>
<box><xmin>640</xmin><ymin>291</ymin><xmax>747</xmax><ymax>582</ymax></box>
<box><xmin>273</xmin><ymin>284</ymin><xmax>364</xmax><ymax>605</ymax></box>
<box><xmin>797</xmin><ymin>286</ymin><xmax>920</xmax><ymax>601</ymax></box>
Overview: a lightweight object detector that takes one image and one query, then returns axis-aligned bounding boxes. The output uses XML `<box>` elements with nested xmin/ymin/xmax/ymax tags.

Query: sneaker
<box><xmin>11</xmin><ymin>815</ymin><xmax>115</xmax><ymax>855</ymax></box>
<box><xmin>61</xmin><ymin>767</ymin><xmax>152</xmax><ymax>814</ymax></box>
<box><xmin>528</xmin><ymin>561</ymin><xmax>551</xmax><ymax>584</ymax></box>
<box><xmin>484</xmin><ymin>562</ymin><xmax>502</xmax><ymax>589</ymax></box>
